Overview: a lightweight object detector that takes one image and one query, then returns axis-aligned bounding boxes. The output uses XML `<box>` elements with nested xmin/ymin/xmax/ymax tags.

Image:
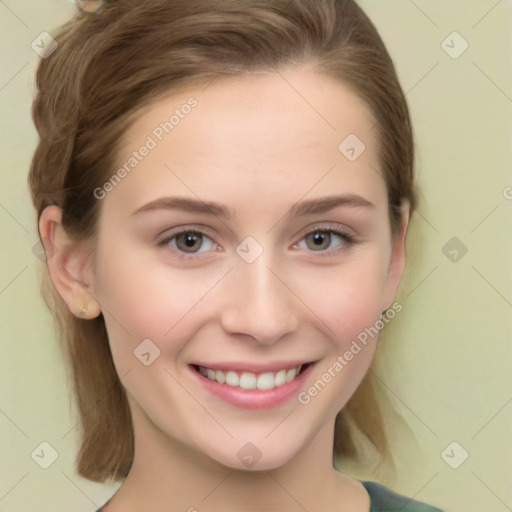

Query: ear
<box><xmin>38</xmin><ymin>205</ymin><xmax>101</xmax><ymax>319</ymax></box>
<box><xmin>382</xmin><ymin>200</ymin><xmax>410</xmax><ymax>310</ymax></box>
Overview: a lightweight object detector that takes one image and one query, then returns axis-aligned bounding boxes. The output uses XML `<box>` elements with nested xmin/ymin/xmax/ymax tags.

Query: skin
<box><xmin>41</xmin><ymin>65</ymin><xmax>409</xmax><ymax>511</ymax></box>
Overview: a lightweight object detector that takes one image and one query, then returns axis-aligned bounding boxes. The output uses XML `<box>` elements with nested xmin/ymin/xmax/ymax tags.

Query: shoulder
<box><xmin>362</xmin><ymin>481</ymin><xmax>444</xmax><ymax>512</ymax></box>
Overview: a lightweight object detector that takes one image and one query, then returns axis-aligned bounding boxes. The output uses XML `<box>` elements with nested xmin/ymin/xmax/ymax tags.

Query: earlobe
<box><xmin>38</xmin><ymin>205</ymin><xmax>101</xmax><ymax>320</ymax></box>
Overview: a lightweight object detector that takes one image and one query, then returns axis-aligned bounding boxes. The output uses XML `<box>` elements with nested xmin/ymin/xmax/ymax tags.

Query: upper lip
<box><xmin>190</xmin><ymin>360</ymin><xmax>316</xmax><ymax>373</ymax></box>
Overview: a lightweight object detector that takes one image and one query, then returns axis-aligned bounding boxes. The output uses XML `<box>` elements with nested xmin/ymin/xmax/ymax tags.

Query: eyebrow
<box><xmin>131</xmin><ymin>194</ymin><xmax>374</xmax><ymax>218</ymax></box>
<box><xmin>289</xmin><ymin>194</ymin><xmax>374</xmax><ymax>216</ymax></box>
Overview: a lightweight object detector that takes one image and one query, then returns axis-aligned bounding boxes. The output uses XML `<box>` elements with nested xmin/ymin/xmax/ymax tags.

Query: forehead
<box><xmin>106</xmin><ymin>66</ymin><xmax>385</xmax><ymax>216</ymax></box>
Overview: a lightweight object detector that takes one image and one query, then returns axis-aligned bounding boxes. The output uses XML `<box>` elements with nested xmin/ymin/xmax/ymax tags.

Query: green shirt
<box><xmin>95</xmin><ymin>481</ymin><xmax>444</xmax><ymax>511</ymax></box>
<box><xmin>363</xmin><ymin>481</ymin><xmax>444</xmax><ymax>511</ymax></box>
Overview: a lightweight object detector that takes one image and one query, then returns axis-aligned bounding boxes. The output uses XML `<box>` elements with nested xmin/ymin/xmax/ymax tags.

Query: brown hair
<box><xmin>29</xmin><ymin>0</ymin><xmax>416</xmax><ymax>483</ymax></box>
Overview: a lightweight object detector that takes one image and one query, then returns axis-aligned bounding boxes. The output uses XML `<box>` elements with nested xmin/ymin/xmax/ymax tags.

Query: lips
<box><xmin>189</xmin><ymin>360</ymin><xmax>317</xmax><ymax>410</ymax></box>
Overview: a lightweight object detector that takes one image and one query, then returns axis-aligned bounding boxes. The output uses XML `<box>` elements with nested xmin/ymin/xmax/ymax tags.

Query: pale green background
<box><xmin>1</xmin><ymin>1</ymin><xmax>511</xmax><ymax>511</ymax></box>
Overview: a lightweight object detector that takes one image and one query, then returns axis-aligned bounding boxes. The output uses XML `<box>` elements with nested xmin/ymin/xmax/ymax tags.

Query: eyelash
<box><xmin>157</xmin><ymin>224</ymin><xmax>357</xmax><ymax>261</ymax></box>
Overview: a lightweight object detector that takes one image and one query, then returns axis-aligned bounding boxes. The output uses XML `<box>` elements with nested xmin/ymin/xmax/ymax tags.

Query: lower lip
<box><xmin>189</xmin><ymin>363</ymin><xmax>316</xmax><ymax>410</ymax></box>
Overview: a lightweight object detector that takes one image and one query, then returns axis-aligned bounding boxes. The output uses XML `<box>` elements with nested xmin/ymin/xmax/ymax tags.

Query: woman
<box><xmin>29</xmin><ymin>0</ymin><xmax>444</xmax><ymax>510</ymax></box>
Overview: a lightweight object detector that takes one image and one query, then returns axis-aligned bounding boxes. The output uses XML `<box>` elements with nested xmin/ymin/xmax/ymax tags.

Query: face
<box><xmin>88</xmin><ymin>66</ymin><xmax>407</xmax><ymax>470</ymax></box>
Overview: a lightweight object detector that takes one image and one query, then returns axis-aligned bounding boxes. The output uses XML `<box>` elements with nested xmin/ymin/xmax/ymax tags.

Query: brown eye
<box><xmin>175</xmin><ymin>232</ymin><xmax>204</xmax><ymax>253</ymax></box>
<box><xmin>305</xmin><ymin>231</ymin><xmax>332</xmax><ymax>251</ymax></box>
<box><xmin>294</xmin><ymin>226</ymin><xmax>355</xmax><ymax>255</ymax></box>
<box><xmin>158</xmin><ymin>228</ymin><xmax>217</xmax><ymax>259</ymax></box>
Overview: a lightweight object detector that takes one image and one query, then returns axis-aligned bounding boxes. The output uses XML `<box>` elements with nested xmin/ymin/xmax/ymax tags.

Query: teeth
<box><xmin>197</xmin><ymin>365</ymin><xmax>303</xmax><ymax>390</ymax></box>
<box><xmin>215</xmin><ymin>370</ymin><xmax>226</xmax><ymax>384</ymax></box>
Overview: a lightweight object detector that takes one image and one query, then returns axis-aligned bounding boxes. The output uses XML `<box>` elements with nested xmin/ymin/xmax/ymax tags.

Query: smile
<box><xmin>193</xmin><ymin>364</ymin><xmax>310</xmax><ymax>390</ymax></box>
<box><xmin>189</xmin><ymin>361</ymin><xmax>317</xmax><ymax>409</ymax></box>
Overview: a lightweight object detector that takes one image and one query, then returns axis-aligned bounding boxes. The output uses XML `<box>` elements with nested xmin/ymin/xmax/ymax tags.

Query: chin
<box><xmin>205</xmin><ymin>441</ymin><xmax>300</xmax><ymax>472</ymax></box>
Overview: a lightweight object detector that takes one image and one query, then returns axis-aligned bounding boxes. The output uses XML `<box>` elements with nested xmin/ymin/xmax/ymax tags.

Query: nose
<box><xmin>220</xmin><ymin>252</ymin><xmax>300</xmax><ymax>345</ymax></box>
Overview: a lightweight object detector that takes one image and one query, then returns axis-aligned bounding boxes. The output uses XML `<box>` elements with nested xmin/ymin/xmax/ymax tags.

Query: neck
<box><xmin>101</xmin><ymin>405</ymin><xmax>369</xmax><ymax>511</ymax></box>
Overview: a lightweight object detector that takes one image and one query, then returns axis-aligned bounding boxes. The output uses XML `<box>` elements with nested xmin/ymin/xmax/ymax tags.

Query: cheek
<box><xmin>296</xmin><ymin>251</ymin><xmax>389</xmax><ymax>344</ymax></box>
<box><xmin>296</xmin><ymin>255</ymin><xmax>388</xmax><ymax>415</ymax></box>
<box><xmin>92</xmin><ymin>239</ymin><xmax>228</xmax><ymax>368</ymax></box>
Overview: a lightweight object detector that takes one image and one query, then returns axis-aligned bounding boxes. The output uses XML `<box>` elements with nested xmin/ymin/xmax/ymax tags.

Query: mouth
<box><xmin>190</xmin><ymin>362</ymin><xmax>313</xmax><ymax>391</ymax></box>
<box><xmin>188</xmin><ymin>360</ymin><xmax>317</xmax><ymax>410</ymax></box>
